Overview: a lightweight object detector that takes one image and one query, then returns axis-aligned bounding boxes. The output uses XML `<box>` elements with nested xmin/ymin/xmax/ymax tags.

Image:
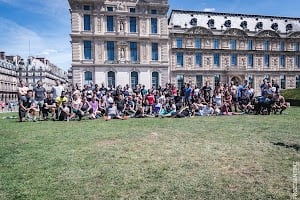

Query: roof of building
<box><xmin>168</xmin><ymin>9</ymin><xmax>300</xmax><ymax>34</ymax></box>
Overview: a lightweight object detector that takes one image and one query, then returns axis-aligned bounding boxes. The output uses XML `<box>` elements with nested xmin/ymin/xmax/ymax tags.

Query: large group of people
<box><xmin>17</xmin><ymin>78</ymin><xmax>288</xmax><ymax>122</ymax></box>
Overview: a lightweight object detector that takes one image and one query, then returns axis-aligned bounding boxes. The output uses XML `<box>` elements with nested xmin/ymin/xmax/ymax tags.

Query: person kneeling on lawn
<box><xmin>42</xmin><ymin>91</ymin><xmax>56</xmax><ymax>120</ymax></box>
<box><xmin>19</xmin><ymin>90</ymin><xmax>37</xmax><ymax>122</ymax></box>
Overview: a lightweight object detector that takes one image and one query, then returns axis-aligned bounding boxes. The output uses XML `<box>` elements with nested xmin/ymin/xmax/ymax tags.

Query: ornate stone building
<box><xmin>0</xmin><ymin>51</ymin><xmax>68</xmax><ymax>103</ymax></box>
<box><xmin>0</xmin><ymin>52</ymin><xmax>18</xmax><ymax>102</ymax></box>
<box><xmin>168</xmin><ymin>10</ymin><xmax>300</xmax><ymax>93</ymax></box>
<box><xmin>18</xmin><ymin>56</ymin><xmax>68</xmax><ymax>91</ymax></box>
<box><xmin>68</xmin><ymin>0</ymin><xmax>169</xmax><ymax>89</ymax></box>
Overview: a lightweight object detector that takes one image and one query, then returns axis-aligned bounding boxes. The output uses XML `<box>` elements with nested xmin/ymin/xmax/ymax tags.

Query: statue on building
<box><xmin>120</xmin><ymin>48</ymin><xmax>125</xmax><ymax>59</ymax></box>
<box><xmin>120</xmin><ymin>21</ymin><xmax>124</xmax><ymax>31</ymax></box>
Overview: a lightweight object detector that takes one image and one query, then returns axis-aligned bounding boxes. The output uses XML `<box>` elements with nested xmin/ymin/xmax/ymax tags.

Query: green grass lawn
<box><xmin>1</xmin><ymin>108</ymin><xmax>300</xmax><ymax>199</ymax></box>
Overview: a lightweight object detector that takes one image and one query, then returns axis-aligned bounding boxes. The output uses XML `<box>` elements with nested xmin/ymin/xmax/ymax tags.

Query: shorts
<box><xmin>35</xmin><ymin>100</ymin><xmax>44</xmax><ymax>109</ymax></box>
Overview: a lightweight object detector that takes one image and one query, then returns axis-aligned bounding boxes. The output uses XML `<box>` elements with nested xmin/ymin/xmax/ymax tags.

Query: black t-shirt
<box><xmin>43</xmin><ymin>98</ymin><xmax>56</xmax><ymax>108</ymax></box>
<box><xmin>20</xmin><ymin>96</ymin><xmax>34</xmax><ymax>109</ymax></box>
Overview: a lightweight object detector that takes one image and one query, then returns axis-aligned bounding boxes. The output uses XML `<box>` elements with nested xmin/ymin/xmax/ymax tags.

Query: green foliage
<box><xmin>1</xmin><ymin>108</ymin><xmax>300</xmax><ymax>199</ymax></box>
<box><xmin>281</xmin><ymin>88</ymin><xmax>300</xmax><ymax>100</ymax></box>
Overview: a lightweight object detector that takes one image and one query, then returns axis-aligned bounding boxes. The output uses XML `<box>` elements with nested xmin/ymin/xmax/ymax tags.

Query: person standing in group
<box><xmin>51</xmin><ymin>79</ymin><xmax>64</xmax><ymax>99</ymax></box>
<box><xmin>33</xmin><ymin>80</ymin><xmax>46</xmax><ymax>120</ymax></box>
<box><xmin>0</xmin><ymin>99</ymin><xmax>5</xmax><ymax>112</ymax></box>
<box><xmin>18</xmin><ymin>79</ymin><xmax>29</xmax><ymax>100</ymax></box>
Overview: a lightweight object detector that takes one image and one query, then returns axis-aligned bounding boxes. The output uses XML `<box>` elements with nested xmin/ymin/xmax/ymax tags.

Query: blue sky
<box><xmin>0</xmin><ymin>0</ymin><xmax>300</xmax><ymax>70</ymax></box>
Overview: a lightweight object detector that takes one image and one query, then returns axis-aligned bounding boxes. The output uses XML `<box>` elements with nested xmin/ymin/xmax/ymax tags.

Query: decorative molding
<box><xmin>223</xmin><ymin>28</ymin><xmax>247</xmax><ymax>37</ymax></box>
<box><xmin>185</xmin><ymin>26</ymin><xmax>213</xmax><ymax>35</ymax></box>
<box><xmin>288</xmin><ymin>31</ymin><xmax>300</xmax><ymax>38</ymax></box>
<box><xmin>256</xmin><ymin>30</ymin><xmax>280</xmax><ymax>38</ymax></box>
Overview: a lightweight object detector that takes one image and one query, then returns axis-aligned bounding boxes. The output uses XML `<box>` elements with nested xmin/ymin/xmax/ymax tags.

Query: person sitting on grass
<box><xmin>58</xmin><ymin>101</ymin><xmax>71</xmax><ymax>121</ymax></box>
<box><xmin>202</xmin><ymin>103</ymin><xmax>215</xmax><ymax>116</ymax></box>
<box><xmin>104</xmin><ymin>99</ymin><xmax>128</xmax><ymax>121</ymax></box>
<box><xmin>159</xmin><ymin>99</ymin><xmax>177</xmax><ymax>117</ymax></box>
<box><xmin>78</xmin><ymin>96</ymin><xmax>92</xmax><ymax>120</ymax></box>
<box><xmin>19</xmin><ymin>90</ymin><xmax>37</xmax><ymax>122</ymax></box>
<box><xmin>89</xmin><ymin>96</ymin><xmax>101</xmax><ymax>119</ymax></box>
<box><xmin>42</xmin><ymin>91</ymin><xmax>56</xmax><ymax>120</ymax></box>
<box><xmin>70</xmin><ymin>93</ymin><xmax>82</xmax><ymax>120</ymax></box>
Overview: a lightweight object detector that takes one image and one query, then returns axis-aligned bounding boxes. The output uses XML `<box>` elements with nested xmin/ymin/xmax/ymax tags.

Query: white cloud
<box><xmin>203</xmin><ymin>8</ymin><xmax>216</xmax><ymax>12</ymax></box>
<box><xmin>0</xmin><ymin>17</ymin><xmax>71</xmax><ymax>70</ymax></box>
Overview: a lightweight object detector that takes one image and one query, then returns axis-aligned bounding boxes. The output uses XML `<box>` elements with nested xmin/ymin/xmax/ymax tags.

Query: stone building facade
<box><xmin>0</xmin><ymin>52</ymin><xmax>18</xmax><ymax>102</ymax></box>
<box><xmin>0</xmin><ymin>51</ymin><xmax>68</xmax><ymax>103</ymax></box>
<box><xmin>68</xmin><ymin>0</ymin><xmax>300</xmax><ymax>93</ymax></box>
<box><xmin>168</xmin><ymin>10</ymin><xmax>300</xmax><ymax>93</ymax></box>
<box><xmin>68</xmin><ymin>0</ymin><xmax>169</xmax><ymax>89</ymax></box>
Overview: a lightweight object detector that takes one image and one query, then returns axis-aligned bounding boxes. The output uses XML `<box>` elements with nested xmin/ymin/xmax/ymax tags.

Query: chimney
<box><xmin>0</xmin><ymin>51</ymin><xmax>5</xmax><ymax>60</ymax></box>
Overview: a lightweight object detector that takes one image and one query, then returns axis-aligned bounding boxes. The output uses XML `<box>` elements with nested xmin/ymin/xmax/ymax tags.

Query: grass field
<box><xmin>1</xmin><ymin>108</ymin><xmax>300</xmax><ymax>199</ymax></box>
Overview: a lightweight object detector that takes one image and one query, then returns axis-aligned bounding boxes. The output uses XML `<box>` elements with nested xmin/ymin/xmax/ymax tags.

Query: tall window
<box><xmin>248</xmin><ymin>75</ymin><xmax>254</xmax><ymax>87</ymax></box>
<box><xmin>107</xmin><ymin>41</ymin><xmax>115</xmax><ymax>61</ymax></box>
<box><xmin>248</xmin><ymin>54</ymin><xmax>253</xmax><ymax>67</ymax></box>
<box><xmin>195</xmin><ymin>38</ymin><xmax>201</xmax><ymax>48</ymax></box>
<box><xmin>196</xmin><ymin>75</ymin><xmax>203</xmax><ymax>87</ymax></box>
<box><xmin>84</xmin><ymin>40</ymin><xmax>92</xmax><ymax>60</ymax></box>
<box><xmin>280</xmin><ymin>75</ymin><xmax>286</xmax><ymax>89</ymax></box>
<box><xmin>129</xmin><ymin>8</ymin><xmax>136</xmax><ymax>13</ymax></box>
<box><xmin>151</xmin><ymin>18</ymin><xmax>158</xmax><ymax>34</ymax></box>
<box><xmin>177</xmin><ymin>75</ymin><xmax>184</xmax><ymax>89</ymax></box>
<box><xmin>176</xmin><ymin>38</ymin><xmax>183</xmax><ymax>48</ymax></box>
<box><xmin>84</xmin><ymin>71</ymin><xmax>93</xmax><ymax>85</ymax></box>
<box><xmin>107</xmin><ymin>71</ymin><xmax>115</xmax><ymax>88</ymax></box>
<box><xmin>107</xmin><ymin>16</ymin><xmax>114</xmax><ymax>32</ymax></box>
<box><xmin>230</xmin><ymin>39</ymin><xmax>236</xmax><ymax>50</ymax></box>
<box><xmin>152</xmin><ymin>72</ymin><xmax>159</xmax><ymax>89</ymax></box>
<box><xmin>264</xmin><ymin>75</ymin><xmax>270</xmax><ymax>83</ymax></box>
<box><xmin>280</xmin><ymin>41</ymin><xmax>285</xmax><ymax>51</ymax></box>
<box><xmin>214</xmin><ymin>39</ymin><xmax>219</xmax><ymax>49</ymax></box>
<box><xmin>214</xmin><ymin>75</ymin><xmax>220</xmax><ymax>87</ymax></box>
<box><xmin>130</xmin><ymin>17</ymin><xmax>137</xmax><ymax>32</ymax></box>
<box><xmin>280</xmin><ymin>55</ymin><xmax>285</xmax><ymax>68</ymax></box>
<box><xmin>231</xmin><ymin>54</ymin><xmax>237</xmax><ymax>66</ymax></box>
<box><xmin>83</xmin><ymin>5</ymin><xmax>90</xmax><ymax>10</ymax></box>
<box><xmin>131</xmin><ymin>71</ymin><xmax>139</xmax><ymax>88</ymax></box>
<box><xmin>296</xmin><ymin>55</ymin><xmax>300</xmax><ymax>68</ymax></box>
<box><xmin>151</xmin><ymin>9</ymin><xmax>157</xmax><ymax>14</ymax></box>
<box><xmin>296</xmin><ymin>75</ymin><xmax>300</xmax><ymax>88</ymax></box>
<box><xmin>130</xmin><ymin>42</ymin><xmax>138</xmax><ymax>62</ymax></box>
<box><xmin>264</xmin><ymin>54</ymin><xmax>269</xmax><ymax>67</ymax></box>
<box><xmin>84</xmin><ymin>15</ymin><xmax>91</xmax><ymax>31</ymax></box>
<box><xmin>264</xmin><ymin>41</ymin><xmax>269</xmax><ymax>51</ymax></box>
<box><xmin>295</xmin><ymin>42</ymin><xmax>300</xmax><ymax>52</ymax></box>
<box><xmin>214</xmin><ymin>53</ymin><xmax>220</xmax><ymax>67</ymax></box>
<box><xmin>152</xmin><ymin>43</ymin><xmax>158</xmax><ymax>61</ymax></box>
<box><xmin>177</xmin><ymin>52</ymin><xmax>184</xmax><ymax>67</ymax></box>
<box><xmin>195</xmin><ymin>52</ymin><xmax>202</xmax><ymax>67</ymax></box>
<box><xmin>248</xmin><ymin>39</ymin><xmax>253</xmax><ymax>50</ymax></box>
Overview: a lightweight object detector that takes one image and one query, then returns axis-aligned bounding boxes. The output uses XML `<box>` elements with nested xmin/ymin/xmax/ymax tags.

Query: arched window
<box><xmin>84</xmin><ymin>71</ymin><xmax>93</xmax><ymax>85</ymax></box>
<box><xmin>107</xmin><ymin>71</ymin><xmax>115</xmax><ymax>88</ymax></box>
<box><xmin>177</xmin><ymin>75</ymin><xmax>184</xmax><ymax>89</ymax></box>
<box><xmin>131</xmin><ymin>71</ymin><xmax>138</xmax><ymax>88</ymax></box>
<box><xmin>152</xmin><ymin>72</ymin><xmax>159</xmax><ymax>89</ymax></box>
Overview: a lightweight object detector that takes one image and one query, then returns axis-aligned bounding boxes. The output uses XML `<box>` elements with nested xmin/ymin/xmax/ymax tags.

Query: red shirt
<box><xmin>146</xmin><ymin>94</ymin><xmax>155</xmax><ymax>105</ymax></box>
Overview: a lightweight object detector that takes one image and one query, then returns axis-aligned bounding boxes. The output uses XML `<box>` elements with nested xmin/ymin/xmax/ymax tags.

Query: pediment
<box><xmin>186</xmin><ymin>26</ymin><xmax>213</xmax><ymax>35</ymax></box>
<box><xmin>288</xmin><ymin>31</ymin><xmax>300</xmax><ymax>38</ymax></box>
<box><xmin>256</xmin><ymin>30</ymin><xmax>280</xmax><ymax>38</ymax></box>
<box><xmin>223</xmin><ymin>28</ymin><xmax>248</xmax><ymax>37</ymax></box>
